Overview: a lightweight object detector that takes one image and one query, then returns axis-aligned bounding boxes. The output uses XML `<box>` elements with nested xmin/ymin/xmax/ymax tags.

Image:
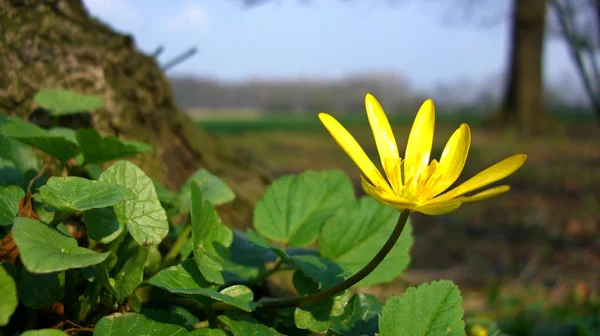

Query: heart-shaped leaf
<box><xmin>178</xmin><ymin>169</ymin><xmax>235</xmax><ymax>214</ymax></box>
<box><xmin>76</xmin><ymin>129</ymin><xmax>152</xmax><ymax>165</ymax></box>
<box><xmin>12</xmin><ymin>218</ymin><xmax>110</xmax><ymax>273</ymax></box>
<box><xmin>0</xmin><ymin>185</ymin><xmax>25</xmax><ymax>226</ymax></box>
<box><xmin>0</xmin><ymin>264</ymin><xmax>17</xmax><ymax>326</ymax></box>
<box><xmin>83</xmin><ymin>207</ymin><xmax>123</xmax><ymax>244</ymax></box>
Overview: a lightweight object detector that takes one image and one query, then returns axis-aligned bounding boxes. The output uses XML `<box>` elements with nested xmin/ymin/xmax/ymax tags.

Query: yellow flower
<box><xmin>318</xmin><ymin>93</ymin><xmax>527</xmax><ymax>215</ymax></box>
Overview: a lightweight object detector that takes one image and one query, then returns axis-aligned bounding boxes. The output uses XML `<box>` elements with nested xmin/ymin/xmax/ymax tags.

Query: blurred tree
<box><xmin>548</xmin><ymin>0</ymin><xmax>600</xmax><ymax>125</ymax></box>
<box><xmin>239</xmin><ymin>0</ymin><xmax>550</xmax><ymax>136</ymax></box>
<box><xmin>0</xmin><ymin>0</ymin><xmax>270</xmax><ymax>229</ymax></box>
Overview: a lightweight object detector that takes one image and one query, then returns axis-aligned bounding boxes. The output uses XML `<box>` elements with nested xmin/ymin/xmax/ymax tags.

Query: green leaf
<box><xmin>379</xmin><ymin>280</ymin><xmax>466</xmax><ymax>336</ymax></box>
<box><xmin>0</xmin><ymin>134</ymin><xmax>40</xmax><ymax>172</ymax></box>
<box><xmin>76</xmin><ymin>129</ymin><xmax>152</xmax><ymax>165</ymax></box>
<box><xmin>153</xmin><ymin>179</ymin><xmax>176</xmax><ymax>203</ymax></box>
<box><xmin>36</xmin><ymin>176</ymin><xmax>135</xmax><ymax>213</ymax></box>
<box><xmin>0</xmin><ymin>117</ymin><xmax>80</xmax><ymax>162</ymax></box>
<box><xmin>292</xmin><ymin>270</ymin><xmax>349</xmax><ymax>334</ymax></box>
<box><xmin>190</xmin><ymin>184</ymin><xmax>233</xmax><ymax>284</ymax></box>
<box><xmin>110</xmin><ymin>246</ymin><xmax>149</xmax><ymax>303</ymax></box>
<box><xmin>221</xmin><ymin>230</ymin><xmax>267</xmax><ymax>284</ymax></box>
<box><xmin>319</xmin><ymin>196</ymin><xmax>414</xmax><ymax>286</ymax></box>
<box><xmin>253</xmin><ymin>170</ymin><xmax>354</xmax><ymax>247</ymax></box>
<box><xmin>178</xmin><ymin>169</ymin><xmax>235</xmax><ymax>214</ymax></box>
<box><xmin>95</xmin><ymin>312</ymin><xmax>188</xmax><ymax>336</ymax></box>
<box><xmin>218</xmin><ymin>315</ymin><xmax>285</xmax><ymax>336</ymax></box>
<box><xmin>189</xmin><ymin>329</ymin><xmax>228</xmax><ymax>336</ymax></box>
<box><xmin>0</xmin><ymin>185</ymin><xmax>25</xmax><ymax>226</ymax></box>
<box><xmin>99</xmin><ymin>161</ymin><xmax>169</xmax><ymax>245</ymax></box>
<box><xmin>18</xmin><ymin>268</ymin><xmax>64</xmax><ymax>308</ymax></box>
<box><xmin>21</xmin><ymin>330</ymin><xmax>68</xmax><ymax>336</ymax></box>
<box><xmin>12</xmin><ymin>218</ymin><xmax>110</xmax><ymax>273</ymax></box>
<box><xmin>330</xmin><ymin>293</ymin><xmax>382</xmax><ymax>336</ymax></box>
<box><xmin>0</xmin><ymin>265</ymin><xmax>17</xmax><ymax>326</ymax></box>
<box><xmin>142</xmin><ymin>305</ymin><xmax>199</xmax><ymax>332</ymax></box>
<box><xmin>148</xmin><ymin>260</ymin><xmax>254</xmax><ymax>312</ymax></box>
<box><xmin>290</xmin><ymin>255</ymin><xmax>349</xmax><ymax>290</ymax></box>
<box><xmin>246</xmin><ymin>229</ymin><xmax>288</xmax><ymax>262</ymax></box>
<box><xmin>34</xmin><ymin>89</ymin><xmax>103</xmax><ymax>115</ymax></box>
<box><xmin>84</xmin><ymin>207</ymin><xmax>123</xmax><ymax>243</ymax></box>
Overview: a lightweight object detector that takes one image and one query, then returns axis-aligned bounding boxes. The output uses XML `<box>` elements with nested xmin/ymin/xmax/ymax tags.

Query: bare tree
<box><xmin>548</xmin><ymin>0</ymin><xmax>600</xmax><ymax>124</ymax></box>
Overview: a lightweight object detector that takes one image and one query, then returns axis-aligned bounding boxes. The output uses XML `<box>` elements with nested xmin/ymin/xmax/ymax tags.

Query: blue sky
<box><xmin>83</xmin><ymin>0</ymin><xmax>575</xmax><ymax>91</ymax></box>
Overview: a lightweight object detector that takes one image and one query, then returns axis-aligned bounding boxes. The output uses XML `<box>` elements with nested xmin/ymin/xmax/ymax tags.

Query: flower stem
<box><xmin>258</xmin><ymin>209</ymin><xmax>411</xmax><ymax>309</ymax></box>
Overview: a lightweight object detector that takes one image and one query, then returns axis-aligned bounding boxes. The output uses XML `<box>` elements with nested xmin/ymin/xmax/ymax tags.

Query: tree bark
<box><xmin>0</xmin><ymin>0</ymin><xmax>271</xmax><ymax>230</ymax></box>
<box><xmin>498</xmin><ymin>0</ymin><xmax>548</xmax><ymax>136</ymax></box>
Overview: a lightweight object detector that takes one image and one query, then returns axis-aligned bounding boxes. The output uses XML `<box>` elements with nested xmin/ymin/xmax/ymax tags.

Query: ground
<box><xmin>197</xmin><ymin>114</ymin><xmax>600</xmax><ymax>333</ymax></box>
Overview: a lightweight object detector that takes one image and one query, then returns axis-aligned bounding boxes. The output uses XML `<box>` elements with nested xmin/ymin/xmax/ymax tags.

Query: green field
<box><xmin>196</xmin><ymin>111</ymin><xmax>600</xmax><ymax>335</ymax></box>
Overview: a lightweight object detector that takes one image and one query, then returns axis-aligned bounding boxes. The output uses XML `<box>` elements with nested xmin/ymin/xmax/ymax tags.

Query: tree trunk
<box><xmin>498</xmin><ymin>0</ymin><xmax>548</xmax><ymax>136</ymax></box>
<box><xmin>0</xmin><ymin>0</ymin><xmax>270</xmax><ymax>230</ymax></box>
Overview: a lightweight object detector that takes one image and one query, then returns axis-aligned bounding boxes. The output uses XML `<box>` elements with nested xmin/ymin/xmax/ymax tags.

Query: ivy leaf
<box><xmin>178</xmin><ymin>169</ymin><xmax>235</xmax><ymax>214</ymax></box>
<box><xmin>35</xmin><ymin>176</ymin><xmax>134</xmax><ymax>213</ymax></box>
<box><xmin>0</xmin><ymin>185</ymin><xmax>25</xmax><ymax>226</ymax></box>
<box><xmin>12</xmin><ymin>218</ymin><xmax>110</xmax><ymax>273</ymax></box>
<box><xmin>0</xmin><ymin>117</ymin><xmax>80</xmax><ymax>162</ymax></box>
<box><xmin>110</xmin><ymin>246</ymin><xmax>149</xmax><ymax>303</ymax></box>
<box><xmin>190</xmin><ymin>184</ymin><xmax>233</xmax><ymax>284</ymax></box>
<box><xmin>83</xmin><ymin>207</ymin><xmax>123</xmax><ymax>244</ymax></box>
<box><xmin>34</xmin><ymin>89</ymin><xmax>103</xmax><ymax>116</ymax></box>
<box><xmin>148</xmin><ymin>260</ymin><xmax>254</xmax><ymax>312</ymax></box>
<box><xmin>330</xmin><ymin>293</ymin><xmax>382</xmax><ymax>336</ymax></box>
<box><xmin>99</xmin><ymin>161</ymin><xmax>169</xmax><ymax>245</ymax></box>
<box><xmin>292</xmin><ymin>270</ymin><xmax>349</xmax><ymax>334</ymax></box>
<box><xmin>76</xmin><ymin>129</ymin><xmax>152</xmax><ymax>165</ymax></box>
<box><xmin>379</xmin><ymin>280</ymin><xmax>466</xmax><ymax>336</ymax></box>
<box><xmin>95</xmin><ymin>312</ymin><xmax>188</xmax><ymax>336</ymax></box>
<box><xmin>253</xmin><ymin>170</ymin><xmax>354</xmax><ymax>247</ymax></box>
<box><xmin>218</xmin><ymin>315</ymin><xmax>285</xmax><ymax>336</ymax></box>
<box><xmin>18</xmin><ymin>268</ymin><xmax>65</xmax><ymax>308</ymax></box>
<box><xmin>0</xmin><ymin>264</ymin><xmax>17</xmax><ymax>326</ymax></box>
<box><xmin>21</xmin><ymin>330</ymin><xmax>68</xmax><ymax>336</ymax></box>
<box><xmin>319</xmin><ymin>196</ymin><xmax>414</xmax><ymax>286</ymax></box>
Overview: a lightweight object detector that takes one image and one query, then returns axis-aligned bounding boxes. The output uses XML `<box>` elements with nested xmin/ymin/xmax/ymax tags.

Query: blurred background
<box><xmin>4</xmin><ymin>0</ymin><xmax>600</xmax><ymax>334</ymax></box>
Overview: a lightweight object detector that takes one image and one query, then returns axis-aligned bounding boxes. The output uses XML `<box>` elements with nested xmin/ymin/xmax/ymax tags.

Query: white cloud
<box><xmin>164</xmin><ymin>3</ymin><xmax>209</xmax><ymax>33</ymax></box>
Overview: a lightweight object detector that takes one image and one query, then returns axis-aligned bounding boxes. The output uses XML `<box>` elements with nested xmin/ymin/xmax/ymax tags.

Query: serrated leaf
<box><xmin>99</xmin><ymin>161</ymin><xmax>168</xmax><ymax>245</ymax></box>
<box><xmin>0</xmin><ymin>264</ymin><xmax>17</xmax><ymax>326</ymax></box>
<box><xmin>218</xmin><ymin>315</ymin><xmax>285</xmax><ymax>336</ymax></box>
<box><xmin>330</xmin><ymin>293</ymin><xmax>382</xmax><ymax>336</ymax></box>
<box><xmin>0</xmin><ymin>185</ymin><xmax>25</xmax><ymax>226</ymax></box>
<box><xmin>84</xmin><ymin>207</ymin><xmax>123</xmax><ymax>243</ymax></box>
<box><xmin>36</xmin><ymin>176</ymin><xmax>135</xmax><ymax>213</ymax></box>
<box><xmin>34</xmin><ymin>89</ymin><xmax>103</xmax><ymax>115</ymax></box>
<box><xmin>253</xmin><ymin>170</ymin><xmax>354</xmax><ymax>247</ymax></box>
<box><xmin>76</xmin><ymin>129</ymin><xmax>152</xmax><ymax>165</ymax></box>
<box><xmin>148</xmin><ymin>259</ymin><xmax>254</xmax><ymax>312</ymax></box>
<box><xmin>290</xmin><ymin>255</ymin><xmax>349</xmax><ymax>290</ymax></box>
<box><xmin>379</xmin><ymin>280</ymin><xmax>466</xmax><ymax>336</ymax></box>
<box><xmin>94</xmin><ymin>312</ymin><xmax>188</xmax><ymax>336</ymax></box>
<box><xmin>191</xmin><ymin>184</ymin><xmax>232</xmax><ymax>284</ymax></box>
<box><xmin>12</xmin><ymin>218</ymin><xmax>110</xmax><ymax>273</ymax></box>
<box><xmin>178</xmin><ymin>169</ymin><xmax>235</xmax><ymax>213</ymax></box>
<box><xmin>319</xmin><ymin>196</ymin><xmax>414</xmax><ymax>286</ymax></box>
<box><xmin>18</xmin><ymin>268</ymin><xmax>64</xmax><ymax>308</ymax></box>
<box><xmin>0</xmin><ymin>117</ymin><xmax>80</xmax><ymax>162</ymax></box>
<box><xmin>221</xmin><ymin>230</ymin><xmax>267</xmax><ymax>284</ymax></box>
<box><xmin>142</xmin><ymin>305</ymin><xmax>200</xmax><ymax>332</ymax></box>
<box><xmin>110</xmin><ymin>246</ymin><xmax>149</xmax><ymax>303</ymax></box>
<box><xmin>21</xmin><ymin>330</ymin><xmax>68</xmax><ymax>336</ymax></box>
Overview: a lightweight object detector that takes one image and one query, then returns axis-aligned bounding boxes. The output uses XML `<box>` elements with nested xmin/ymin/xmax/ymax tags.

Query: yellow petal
<box><xmin>384</xmin><ymin>157</ymin><xmax>404</xmax><ymax>195</ymax></box>
<box><xmin>404</xmin><ymin>99</ymin><xmax>435</xmax><ymax>182</ymax></box>
<box><xmin>361</xmin><ymin>176</ymin><xmax>413</xmax><ymax>208</ymax></box>
<box><xmin>458</xmin><ymin>185</ymin><xmax>510</xmax><ymax>203</ymax></box>
<box><xmin>365</xmin><ymin>94</ymin><xmax>400</xmax><ymax>183</ymax></box>
<box><xmin>413</xmin><ymin>200</ymin><xmax>461</xmax><ymax>215</ymax></box>
<box><xmin>424</xmin><ymin>124</ymin><xmax>471</xmax><ymax>198</ymax></box>
<box><xmin>319</xmin><ymin>113</ymin><xmax>391</xmax><ymax>190</ymax></box>
<box><xmin>431</xmin><ymin>154</ymin><xmax>527</xmax><ymax>203</ymax></box>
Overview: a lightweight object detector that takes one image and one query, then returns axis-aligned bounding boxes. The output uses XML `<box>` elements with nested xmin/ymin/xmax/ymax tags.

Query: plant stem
<box><xmin>205</xmin><ymin>303</ymin><xmax>218</xmax><ymax>328</ymax></box>
<box><xmin>162</xmin><ymin>224</ymin><xmax>191</xmax><ymax>268</ymax></box>
<box><xmin>259</xmin><ymin>209</ymin><xmax>411</xmax><ymax>309</ymax></box>
<box><xmin>247</xmin><ymin>259</ymin><xmax>284</xmax><ymax>286</ymax></box>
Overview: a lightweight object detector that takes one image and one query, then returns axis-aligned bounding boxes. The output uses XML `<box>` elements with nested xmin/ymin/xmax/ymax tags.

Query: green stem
<box><xmin>259</xmin><ymin>209</ymin><xmax>411</xmax><ymax>309</ymax></box>
<box><xmin>205</xmin><ymin>304</ymin><xmax>218</xmax><ymax>328</ymax></box>
<box><xmin>162</xmin><ymin>224</ymin><xmax>191</xmax><ymax>268</ymax></box>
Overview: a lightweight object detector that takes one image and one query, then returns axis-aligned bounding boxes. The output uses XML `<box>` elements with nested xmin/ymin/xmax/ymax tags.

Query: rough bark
<box><xmin>0</xmin><ymin>0</ymin><xmax>271</xmax><ymax>230</ymax></box>
<box><xmin>498</xmin><ymin>0</ymin><xmax>549</xmax><ymax>136</ymax></box>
